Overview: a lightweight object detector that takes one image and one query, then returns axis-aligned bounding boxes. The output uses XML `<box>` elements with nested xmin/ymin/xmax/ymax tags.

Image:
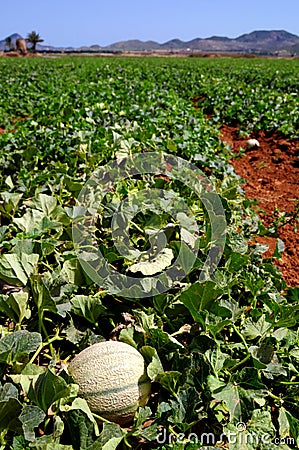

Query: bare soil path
<box><xmin>221</xmin><ymin>125</ymin><xmax>299</xmax><ymax>287</ymax></box>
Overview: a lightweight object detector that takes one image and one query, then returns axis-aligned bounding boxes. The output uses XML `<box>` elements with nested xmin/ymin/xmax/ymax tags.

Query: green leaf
<box><xmin>207</xmin><ymin>374</ymin><xmax>226</xmax><ymax>392</ymax></box>
<box><xmin>0</xmin><ymin>191</ymin><xmax>23</xmax><ymax>215</ymax></box>
<box><xmin>273</xmin><ymin>238</ymin><xmax>285</xmax><ymax>259</ymax></box>
<box><xmin>128</xmin><ymin>248</ymin><xmax>174</xmax><ymax>276</ymax></box>
<box><xmin>243</xmin><ymin>315</ymin><xmax>271</xmax><ymax>340</ymax></box>
<box><xmin>285</xmin><ymin>410</ymin><xmax>299</xmax><ymax>447</ymax></box>
<box><xmin>208</xmin><ymin>376</ymin><xmax>241</xmax><ymax>422</ymax></box>
<box><xmin>179</xmin><ymin>281</ymin><xmax>223</xmax><ymax>323</ymax></box>
<box><xmin>70</xmin><ymin>295</ymin><xmax>105</xmax><ymax>324</ymax></box>
<box><xmin>289</xmin><ymin>347</ymin><xmax>299</xmax><ymax>362</ymax></box>
<box><xmin>90</xmin><ymin>422</ymin><xmax>125</xmax><ymax>450</ymax></box>
<box><xmin>19</xmin><ymin>405</ymin><xmax>46</xmax><ymax>441</ymax></box>
<box><xmin>12</xmin><ymin>435</ymin><xmax>30</xmax><ymax>450</ymax></box>
<box><xmin>26</xmin><ymin>194</ymin><xmax>57</xmax><ymax>216</ymax></box>
<box><xmin>28</xmin><ymin>434</ymin><xmax>74</xmax><ymax>449</ymax></box>
<box><xmin>28</xmin><ymin>369</ymin><xmax>70</xmax><ymax>412</ymax></box>
<box><xmin>278</xmin><ymin>407</ymin><xmax>290</xmax><ymax>439</ymax></box>
<box><xmin>65</xmin><ymin>319</ymin><xmax>86</xmax><ymax>345</ymax></box>
<box><xmin>30</xmin><ymin>275</ymin><xmax>57</xmax><ymax>314</ymax></box>
<box><xmin>132</xmin><ymin>406</ymin><xmax>152</xmax><ymax>430</ymax></box>
<box><xmin>247</xmin><ymin>408</ymin><xmax>275</xmax><ymax>438</ymax></box>
<box><xmin>0</xmin><ymin>291</ymin><xmax>31</xmax><ymax>326</ymax></box>
<box><xmin>141</xmin><ymin>346</ymin><xmax>164</xmax><ymax>380</ymax></box>
<box><xmin>62</xmin><ymin>397</ymin><xmax>99</xmax><ymax>449</ymax></box>
<box><xmin>0</xmin><ymin>382</ymin><xmax>22</xmax><ymax>431</ymax></box>
<box><xmin>119</xmin><ymin>326</ymin><xmax>138</xmax><ymax>348</ymax></box>
<box><xmin>64</xmin><ymin>407</ymin><xmax>96</xmax><ymax>450</ymax></box>
<box><xmin>227</xmin><ymin>230</ymin><xmax>248</xmax><ymax>254</ymax></box>
<box><xmin>204</xmin><ymin>347</ymin><xmax>230</xmax><ymax>373</ymax></box>
<box><xmin>0</xmin><ymin>252</ymin><xmax>39</xmax><ymax>286</ymax></box>
<box><xmin>155</xmin><ymin>371</ymin><xmax>182</xmax><ymax>396</ymax></box>
<box><xmin>0</xmin><ymin>330</ymin><xmax>42</xmax><ymax>365</ymax></box>
<box><xmin>13</xmin><ymin>209</ymin><xmax>45</xmax><ymax>234</ymax></box>
<box><xmin>10</xmin><ymin>363</ymin><xmax>44</xmax><ymax>396</ymax></box>
<box><xmin>61</xmin><ymin>258</ymin><xmax>85</xmax><ymax>285</ymax></box>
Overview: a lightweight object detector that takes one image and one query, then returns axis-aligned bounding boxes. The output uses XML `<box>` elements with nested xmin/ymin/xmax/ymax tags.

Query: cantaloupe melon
<box><xmin>68</xmin><ymin>340</ymin><xmax>151</xmax><ymax>424</ymax></box>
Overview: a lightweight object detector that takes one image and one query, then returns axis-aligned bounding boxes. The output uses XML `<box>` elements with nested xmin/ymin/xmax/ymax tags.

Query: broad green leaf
<box><xmin>128</xmin><ymin>248</ymin><xmax>174</xmax><ymax>275</ymax></box>
<box><xmin>141</xmin><ymin>345</ymin><xmax>164</xmax><ymax>380</ymax></box>
<box><xmin>247</xmin><ymin>408</ymin><xmax>275</xmax><ymax>438</ymax></box>
<box><xmin>0</xmin><ymin>383</ymin><xmax>22</xmax><ymax>431</ymax></box>
<box><xmin>27</xmin><ymin>434</ymin><xmax>73</xmax><ymax>449</ymax></box>
<box><xmin>204</xmin><ymin>347</ymin><xmax>230</xmax><ymax>373</ymax></box>
<box><xmin>119</xmin><ymin>326</ymin><xmax>138</xmax><ymax>348</ymax></box>
<box><xmin>279</xmin><ymin>407</ymin><xmax>291</xmax><ymax>439</ymax></box>
<box><xmin>61</xmin><ymin>258</ymin><xmax>85</xmax><ymax>285</ymax></box>
<box><xmin>13</xmin><ymin>209</ymin><xmax>45</xmax><ymax>234</ymax></box>
<box><xmin>0</xmin><ymin>330</ymin><xmax>41</xmax><ymax>365</ymax></box>
<box><xmin>208</xmin><ymin>376</ymin><xmax>241</xmax><ymax>422</ymax></box>
<box><xmin>227</xmin><ymin>230</ymin><xmax>248</xmax><ymax>254</ymax></box>
<box><xmin>243</xmin><ymin>315</ymin><xmax>272</xmax><ymax>340</ymax></box>
<box><xmin>65</xmin><ymin>320</ymin><xmax>86</xmax><ymax>345</ymax></box>
<box><xmin>60</xmin><ymin>397</ymin><xmax>100</xmax><ymax>447</ymax></box>
<box><xmin>285</xmin><ymin>410</ymin><xmax>299</xmax><ymax>447</ymax></box>
<box><xmin>149</xmin><ymin>327</ymin><xmax>184</xmax><ymax>350</ymax></box>
<box><xmin>0</xmin><ymin>252</ymin><xmax>39</xmax><ymax>286</ymax></box>
<box><xmin>28</xmin><ymin>369</ymin><xmax>70</xmax><ymax>412</ymax></box>
<box><xmin>179</xmin><ymin>281</ymin><xmax>223</xmax><ymax>323</ymax></box>
<box><xmin>155</xmin><ymin>371</ymin><xmax>182</xmax><ymax>396</ymax></box>
<box><xmin>64</xmin><ymin>407</ymin><xmax>97</xmax><ymax>450</ymax></box>
<box><xmin>207</xmin><ymin>374</ymin><xmax>226</xmax><ymax>392</ymax></box>
<box><xmin>13</xmin><ymin>239</ymin><xmax>35</xmax><ymax>256</ymax></box>
<box><xmin>26</xmin><ymin>194</ymin><xmax>57</xmax><ymax>216</ymax></box>
<box><xmin>30</xmin><ymin>275</ymin><xmax>57</xmax><ymax>313</ymax></box>
<box><xmin>10</xmin><ymin>363</ymin><xmax>44</xmax><ymax>396</ymax></box>
<box><xmin>12</xmin><ymin>435</ymin><xmax>30</xmax><ymax>450</ymax></box>
<box><xmin>70</xmin><ymin>295</ymin><xmax>105</xmax><ymax>324</ymax></box>
<box><xmin>289</xmin><ymin>348</ymin><xmax>299</xmax><ymax>362</ymax></box>
<box><xmin>273</xmin><ymin>238</ymin><xmax>285</xmax><ymax>259</ymax></box>
<box><xmin>90</xmin><ymin>422</ymin><xmax>125</xmax><ymax>450</ymax></box>
<box><xmin>132</xmin><ymin>406</ymin><xmax>152</xmax><ymax>430</ymax></box>
<box><xmin>135</xmin><ymin>310</ymin><xmax>156</xmax><ymax>332</ymax></box>
<box><xmin>19</xmin><ymin>405</ymin><xmax>46</xmax><ymax>441</ymax></box>
<box><xmin>0</xmin><ymin>291</ymin><xmax>31</xmax><ymax>326</ymax></box>
<box><xmin>0</xmin><ymin>191</ymin><xmax>23</xmax><ymax>214</ymax></box>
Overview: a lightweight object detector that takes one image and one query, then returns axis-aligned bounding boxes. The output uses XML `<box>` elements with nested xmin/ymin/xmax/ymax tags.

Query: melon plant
<box><xmin>68</xmin><ymin>340</ymin><xmax>151</xmax><ymax>424</ymax></box>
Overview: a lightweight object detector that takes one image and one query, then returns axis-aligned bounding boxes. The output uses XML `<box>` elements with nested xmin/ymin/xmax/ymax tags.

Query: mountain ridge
<box><xmin>0</xmin><ymin>30</ymin><xmax>298</xmax><ymax>54</ymax></box>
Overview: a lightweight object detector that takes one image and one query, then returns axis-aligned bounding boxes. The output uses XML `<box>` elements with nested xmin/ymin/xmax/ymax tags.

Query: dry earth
<box><xmin>221</xmin><ymin>125</ymin><xmax>299</xmax><ymax>287</ymax></box>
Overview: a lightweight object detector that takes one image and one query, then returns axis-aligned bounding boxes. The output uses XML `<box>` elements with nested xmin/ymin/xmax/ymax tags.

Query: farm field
<box><xmin>0</xmin><ymin>56</ymin><xmax>298</xmax><ymax>449</ymax></box>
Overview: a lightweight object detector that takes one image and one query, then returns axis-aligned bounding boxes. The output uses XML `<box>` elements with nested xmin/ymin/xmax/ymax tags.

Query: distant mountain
<box><xmin>0</xmin><ymin>33</ymin><xmax>23</xmax><ymax>50</ymax></box>
<box><xmin>103</xmin><ymin>30</ymin><xmax>299</xmax><ymax>54</ymax></box>
<box><xmin>160</xmin><ymin>39</ymin><xmax>186</xmax><ymax>49</ymax></box>
<box><xmin>104</xmin><ymin>39</ymin><xmax>161</xmax><ymax>51</ymax></box>
<box><xmin>236</xmin><ymin>30</ymin><xmax>299</xmax><ymax>51</ymax></box>
<box><xmin>1</xmin><ymin>30</ymin><xmax>299</xmax><ymax>54</ymax></box>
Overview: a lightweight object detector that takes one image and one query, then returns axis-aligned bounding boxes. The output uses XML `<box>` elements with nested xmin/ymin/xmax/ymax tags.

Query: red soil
<box><xmin>221</xmin><ymin>125</ymin><xmax>299</xmax><ymax>287</ymax></box>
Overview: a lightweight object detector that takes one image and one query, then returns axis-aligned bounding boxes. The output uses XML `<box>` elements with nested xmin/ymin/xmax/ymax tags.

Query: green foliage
<box><xmin>0</xmin><ymin>56</ymin><xmax>298</xmax><ymax>449</ymax></box>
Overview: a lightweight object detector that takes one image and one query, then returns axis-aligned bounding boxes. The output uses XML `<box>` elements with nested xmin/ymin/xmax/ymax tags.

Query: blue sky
<box><xmin>1</xmin><ymin>0</ymin><xmax>298</xmax><ymax>47</ymax></box>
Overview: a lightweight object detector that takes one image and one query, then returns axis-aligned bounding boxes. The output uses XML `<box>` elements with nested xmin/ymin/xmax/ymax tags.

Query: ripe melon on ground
<box><xmin>68</xmin><ymin>340</ymin><xmax>151</xmax><ymax>424</ymax></box>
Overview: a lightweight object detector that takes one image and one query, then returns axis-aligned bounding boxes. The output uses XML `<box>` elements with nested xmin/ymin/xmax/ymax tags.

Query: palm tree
<box><xmin>26</xmin><ymin>31</ymin><xmax>44</xmax><ymax>52</ymax></box>
<box><xmin>5</xmin><ymin>36</ymin><xmax>14</xmax><ymax>51</ymax></box>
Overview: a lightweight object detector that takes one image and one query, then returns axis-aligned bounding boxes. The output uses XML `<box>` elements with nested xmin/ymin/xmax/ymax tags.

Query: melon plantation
<box><xmin>0</xmin><ymin>56</ymin><xmax>298</xmax><ymax>449</ymax></box>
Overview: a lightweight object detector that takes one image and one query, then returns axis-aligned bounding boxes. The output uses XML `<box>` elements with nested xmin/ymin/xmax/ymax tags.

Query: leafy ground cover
<box><xmin>0</xmin><ymin>56</ymin><xmax>298</xmax><ymax>449</ymax></box>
